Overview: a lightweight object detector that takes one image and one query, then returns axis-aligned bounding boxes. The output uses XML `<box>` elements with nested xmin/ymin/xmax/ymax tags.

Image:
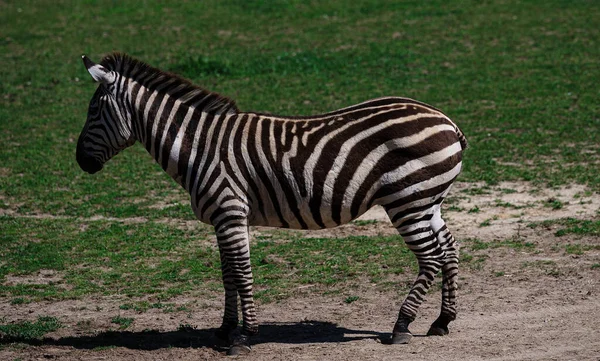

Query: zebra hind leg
<box><xmin>388</xmin><ymin>211</ymin><xmax>446</xmax><ymax>344</ymax></box>
<box><xmin>427</xmin><ymin>212</ymin><xmax>459</xmax><ymax>336</ymax></box>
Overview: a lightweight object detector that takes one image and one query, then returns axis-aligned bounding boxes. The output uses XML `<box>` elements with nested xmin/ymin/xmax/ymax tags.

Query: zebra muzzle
<box><xmin>76</xmin><ymin>146</ymin><xmax>103</xmax><ymax>174</ymax></box>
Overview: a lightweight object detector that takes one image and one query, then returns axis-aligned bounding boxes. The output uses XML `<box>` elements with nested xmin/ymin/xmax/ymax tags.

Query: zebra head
<box><xmin>77</xmin><ymin>55</ymin><xmax>135</xmax><ymax>174</ymax></box>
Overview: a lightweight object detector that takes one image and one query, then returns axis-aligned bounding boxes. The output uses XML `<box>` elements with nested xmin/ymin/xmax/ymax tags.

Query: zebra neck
<box><xmin>132</xmin><ymin>89</ymin><xmax>234</xmax><ymax>193</ymax></box>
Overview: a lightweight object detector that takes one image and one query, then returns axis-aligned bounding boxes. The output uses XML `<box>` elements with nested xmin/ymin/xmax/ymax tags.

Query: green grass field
<box><xmin>1</xmin><ymin>0</ymin><xmax>599</xmax><ymax>334</ymax></box>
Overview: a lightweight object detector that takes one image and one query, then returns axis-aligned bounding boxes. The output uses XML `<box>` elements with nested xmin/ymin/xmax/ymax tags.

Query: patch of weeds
<box><xmin>351</xmin><ymin>219</ymin><xmax>378</xmax><ymax>226</ymax></box>
<box><xmin>322</xmin><ymin>289</ymin><xmax>343</xmax><ymax>296</ymax></box>
<box><xmin>462</xmin><ymin>187</ymin><xmax>490</xmax><ymax>196</ymax></box>
<box><xmin>461</xmin><ymin>253</ymin><xmax>474</xmax><ymax>263</ymax></box>
<box><xmin>111</xmin><ymin>316</ymin><xmax>134</xmax><ymax>330</ymax></box>
<box><xmin>522</xmin><ymin>260</ymin><xmax>556</xmax><ymax>268</ymax></box>
<box><xmin>555</xmin><ymin>220</ymin><xmax>600</xmax><ymax>237</ymax></box>
<box><xmin>573</xmin><ymin>190</ymin><xmax>593</xmax><ymax>198</ymax></box>
<box><xmin>491</xmin><ymin>237</ymin><xmax>536</xmax><ymax>251</ymax></box>
<box><xmin>531</xmin><ymin>218</ymin><xmax>600</xmax><ymax>237</ymax></box>
<box><xmin>0</xmin><ymin>316</ymin><xmax>62</xmax><ymax>339</ymax></box>
<box><xmin>465</xmin><ymin>236</ymin><xmax>535</xmax><ymax>252</ymax></box>
<box><xmin>494</xmin><ymin>271</ymin><xmax>505</xmax><ymax>277</ymax></box>
<box><xmin>467</xmin><ymin>238</ymin><xmax>488</xmax><ymax>251</ymax></box>
<box><xmin>10</xmin><ymin>297</ymin><xmax>27</xmax><ymax>305</ymax></box>
<box><xmin>76</xmin><ymin>320</ymin><xmax>93</xmax><ymax>330</ymax></box>
<box><xmin>494</xmin><ymin>200</ymin><xmax>526</xmax><ymax>209</ymax></box>
<box><xmin>591</xmin><ymin>264</ymin><xmax>600</xmax><ymax>270</ymax></box>
<box><xmin>545</xmin><ymin>198</ymin><xmax>565</xmax><ymax>210</ymax></box>
<box><xmin>461</xmin><ymin>252</ymin><xmax>487</xmax><ymax>270</ymax></box>
<box><xmin>565</xmin><ymin>243</ymin><xmax>600</xmax><ymax>255</ymax></box>
<box><xmin>565</xmin><ymin>244</ymin><xmax>584</xmax><ymax>255</ymax></box>
<box><xmin>521</xmin><ymin>260</ymin><xmax>561</xmax><ymax>276</ymax></box>
<box><xmin>479</xmin><ymin>217</ymin><xmax>495</xmax><ymax>227</ymax></box>
<box><xmin>499</xmin><ymin>188</ymin><xmax>517</xmax><ymax>194</ymax></box>
<box><xmin>471</xmin><ymin>256</ymin><xmax>487</xmax><ymax>270</ymax></box>
<box><xmin>119</xmin><ymin>301</ymin><xmax>178</xmax><ymax>313</ymax></box>
<box><xmin>446</xmin><ymin>205</ymin><xmax>464</xmax><ymax>212</ymax></box>
<box><xmin>467</xmin><ymin>206</ymin><xmax>480</xmax><ymax>213</ymax></box>
<box><xmin>344</xmin><ymin>295</ymin><xmax>359</xmax><ymax>304</ymax></box>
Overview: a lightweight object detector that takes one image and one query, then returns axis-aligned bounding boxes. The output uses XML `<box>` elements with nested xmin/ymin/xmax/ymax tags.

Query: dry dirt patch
<box><xmin>1</xmin><ymin>181</ymin><xmax>599</xmax><ymax>360</ymax></box>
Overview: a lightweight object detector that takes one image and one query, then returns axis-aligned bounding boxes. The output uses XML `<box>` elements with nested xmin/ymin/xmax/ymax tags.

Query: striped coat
<box><xmin>77</xmin><ymin>53</ymin><xmax>467</xmax><ymax>354</ymax></box>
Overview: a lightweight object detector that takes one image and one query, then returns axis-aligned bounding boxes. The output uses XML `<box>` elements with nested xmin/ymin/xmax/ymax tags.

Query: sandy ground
<box><xmin>1</xmin><ymin>182</ymin><xmax>599</xmax><ymax>360</ymax></box>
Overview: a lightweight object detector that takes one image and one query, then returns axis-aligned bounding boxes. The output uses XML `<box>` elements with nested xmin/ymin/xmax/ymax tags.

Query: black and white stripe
<box><xmin>77</xmin><ymin>53</ymin><xmax>467</xmax><ymax>351</ymax></box>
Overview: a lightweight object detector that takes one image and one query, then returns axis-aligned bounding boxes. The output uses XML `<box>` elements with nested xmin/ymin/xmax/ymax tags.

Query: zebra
<box><xmin>77</xmin><ymin>53</ymin><xmax>467</xmax><ymax>355</ymax></box>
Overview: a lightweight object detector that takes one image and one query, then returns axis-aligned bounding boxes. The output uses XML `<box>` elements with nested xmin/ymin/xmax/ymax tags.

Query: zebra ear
<box><xmin>82</xmin><ymin>55</ymin><xmax>116</xmax><ymax>83</ymax></box>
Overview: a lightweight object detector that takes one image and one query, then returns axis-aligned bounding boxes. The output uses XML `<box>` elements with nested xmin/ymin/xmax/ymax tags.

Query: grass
<box><xmin>1</xmin><ymin>215</ymin><xmax>414</xmax><ymax>302</ymax></box>
<box><xmin>119</xmin><ymin>301</ymin><xmax>188</xmax><ymax>313</ymax></box>
<box><xmin>1</xmin><ymin>1</ymin><xmax>599</xmax><ymax>221</ymax></box>
<box><xmin>0</xmin><ymin>316</ymin><xmax>62</xmax><ymax>340</ymax></box>
<box><xmin>344</xmin><ymin>296</ymin><xmax>360</xmax><ymax>304</ymax></box>
<box><xmin>111</xmin><ymin>316</ymin><xmax>134</xmax><ymax>330</ymax></box>
<box><xmin>521</xmin><ymin>260</ymin><xmax>562</xmax><ymax>277</ymax></box>
<box><xmin>529</xmin><ymin>218</ymin><xmax>600</xmax><ymax>237</ymax></box>
<box><xmin>351</xmin><ymin>219</ymin><xmax>379</xmax><ymax>226</ymax></box>
<box><xmin>544</xmin><ymin>198</ymin><xmax>565</xmax><ymax>210</ymax></box>
<box><xmin>1</xmin><ymin>0</ymin><xmax>599</xmax><ymax>330</ymax></box>
<box><xmin>465</xmin><ymin>237</ymin><xmax>536</xmax><ymax>252</ymax></box>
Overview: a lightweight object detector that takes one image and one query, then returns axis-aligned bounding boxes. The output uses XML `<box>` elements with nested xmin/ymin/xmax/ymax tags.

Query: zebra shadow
<box><xmin>0</xmin><ymin>320</ymin><xmax>390</xmax><ymax>351</ymax></box>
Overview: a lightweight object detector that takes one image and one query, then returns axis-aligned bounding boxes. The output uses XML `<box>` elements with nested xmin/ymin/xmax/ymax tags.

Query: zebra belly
<box><xmin>251</xmin><ymin>157</ymin><xmax>461</xmax><ymax>230</ymax></box>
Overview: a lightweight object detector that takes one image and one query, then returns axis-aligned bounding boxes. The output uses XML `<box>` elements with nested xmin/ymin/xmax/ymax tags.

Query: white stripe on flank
<box><xmin>373</xmin><ymin>161</ymin><xmax>462</xmax><ymax>207</ymax></box>
<box><xmin>343</xmin><ymin>141</ymin><xmax>463</xmax><ymax>220</ymax></box>
<box><xmin>303</xmin><ymin>111</ymin><xmax>431</xmax><ymax>199</ymax></box>
<box><xmin>320</xmin><ymin>123</ymin><xmax>455</xmax><ymax>225</ymax></box>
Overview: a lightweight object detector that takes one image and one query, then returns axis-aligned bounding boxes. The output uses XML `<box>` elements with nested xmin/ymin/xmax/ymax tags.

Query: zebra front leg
<box><xmin>215</xmin><ymin>248</ymin><xmax>240</xmax><ymax>341</ymax></box>
<box><xmin>427</xmin><ymin>222</ymin><xmax>459</xmax><ymax>336</ymax></box>
<box><xmin>215</xmin><ymin>220</ymin><xmax>257</xmax><ymax>355</ymax></box>
<box><xmin>391</xmin><ymin>216</ymin><xmax>445</xmax><ymax>344</ymax></box>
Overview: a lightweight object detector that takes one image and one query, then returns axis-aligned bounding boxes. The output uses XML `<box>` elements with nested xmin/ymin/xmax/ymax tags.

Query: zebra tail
<box><xmin>455</xmin><ymin>126</ymin><xmax>468</xmax><ymax>150</ymax></box>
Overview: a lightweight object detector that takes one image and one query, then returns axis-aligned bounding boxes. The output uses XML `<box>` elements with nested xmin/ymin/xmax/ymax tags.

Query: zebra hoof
<box><xmin>427</xmin><ymin>325</ymin><xmax>449</xmax><ymax>336</ymax></box>
<box><xmin>227</xmin><ymin>334</ymin><xmax>251</xmax><ymax>356</ymax></box>
<box><xmin>391</xmin><ymin>332</ymin><xmax>413</xmax><ymax>344</ymax></box>
<box><xmin>227</xmin><ymin>344</ymin><xmax>251</xmax><ymax>355</ymax></box>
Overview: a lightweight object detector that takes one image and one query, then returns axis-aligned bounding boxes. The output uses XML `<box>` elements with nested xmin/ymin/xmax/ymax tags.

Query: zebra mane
<box><xmin>99</xmin><ymin>52</ymin><xmax>239</xmax><ymax>115</ymax></box>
